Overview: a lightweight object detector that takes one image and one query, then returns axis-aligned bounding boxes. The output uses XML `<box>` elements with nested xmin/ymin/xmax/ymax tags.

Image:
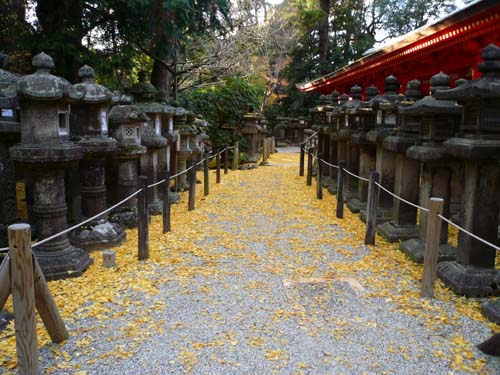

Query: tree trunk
<box><xmin>318</xmin><ymin>0</ymin><xmax>330</xmax><ymax>73</ymax></box>
<box><xmin>151</xmin><ymin>58</ymin><xmax>174</xmax><ymax>99</ymax></box>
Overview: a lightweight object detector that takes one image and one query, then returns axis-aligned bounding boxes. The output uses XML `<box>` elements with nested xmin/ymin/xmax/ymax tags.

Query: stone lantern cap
<box><xmin>435</xmin><ymin>44</ymin><xmax>500</xmax><ymax>100</ymax></box>
<box><xmin>130</xmin><ymin>70</ymin><xmax>157</xmax><ymax>102</ymax></box>
<box><xmin>360</xmin><ymin>85</ymin><xmax>379</xmax><ymax>111</ymax></box>
<box><xmin>17</xmin><ymin>52</ymin><xmax>86</xmax><ymax>102</ymax></box>
<box><xmin>73</xmin><ymin>65</ymin><xmax>112</xmax><ymax>104</ymax></box>
<box><xmin>367</xmin><ymin>75</ymin><xmax>403</xmax><ymax>110</ymax></box>
<box><xmin>344</xmin><ymin>85</ymin><xmax>363</xmax><ymax>114</ymax></box>
<box><xmin>319</xmin><ymin>94</ymin><xmax>333</xmax><ymax>106</ymax></box>
<box><xmin>109</xmin><ymin>103</ymin><xmax>150</xmax><ymax>126</ymax></box>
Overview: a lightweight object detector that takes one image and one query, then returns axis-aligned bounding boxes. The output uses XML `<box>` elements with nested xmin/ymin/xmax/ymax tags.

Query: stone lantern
<box><xmin>130</xmin><ymin>72</ymin><xmax>168</xmax><ymax>214</ymax></box>
<box><xmin>67</xmin><ymin>65</ymin><xmax>125</xmax><ymax>251</ymax></box>
<box><xmin>349</xmin><ymin>85</ymin><xmax>379</xmax><ymax>212</ymax></box>
<box><xmin>399</xmin><ymin>72</ymin><xmax>462</xmax><ymax>263</ymax></box>
<box><xmin>0</xmin><ymin>58</ymin><xmax>21</xmax><ymax>248</ymax></box>
<box><xmin>326</xmin><ymin>91</ymin><xmax>341</xmax><ymax>194</ymax></box>
<box><xmin>108</xmin><ymin>94</ymin><xmax>149</xmax><ymax>227</ymax></box>
<box><xmin>378</xmin><ymin>79</ymin><xmax>423</xmax><ymax>242</ymax></box>
<box><xmin>158</xmin><ymin>92</ymin><xmax>178</xmax><ymax>177</ymax></box>
<box><xmin>313</xmin><ymin>95</ymin><xmax>333</xmax><ymax>180</ymax></box>
<box><xmin>435</xmin><ymin>44</ymin><xmax>500</xmax><ymax>296</ymax></box>
<box><xmin>174</xmin><ymin>108</ymin><xmax>194</xmax><ymax>190</ymax></box>
<box><xmin>10</xmin><ymin>52</ymin><xmax>92</xmax><ymax>279</ymax></box>
<box><xmin>242</xmin><ymin>112</ymin><xmax>260</xmax><ymax>164</ymax></box>
<box><xmin>362</xmin><ymin>75</ymin><xmax>403</xmax><ymax>223</ymax></box>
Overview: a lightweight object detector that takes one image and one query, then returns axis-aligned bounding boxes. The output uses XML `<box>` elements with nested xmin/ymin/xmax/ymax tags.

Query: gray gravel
<box><xmin>3</xmin><ymin>157</ymin><xmax>499</xmax><ymax>375</ymax></box>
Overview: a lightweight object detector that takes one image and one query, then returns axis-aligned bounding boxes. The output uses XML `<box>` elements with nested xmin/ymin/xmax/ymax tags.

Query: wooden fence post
<box><xmin>421</xmin><ymin>197</ymin><xmax>444</xmax><ymax>298</ymax></box>
<box><xmin>232</xmin><ymin>142</ymin><xmax>239</xmax><ymax>170</ymax></box>
<box><xmin>172</xmin><ymin>141</ymin><xmax>178</xmax><ymax>193</ymax></box>
<box><xmin>0</xmin><ymin>255</ymin><xmax>11</xmax><ymax>312</ymax></box>
<box><xmin>317</xmin><ymin>153</ymin><xmax>323</xmax><ymax>200</ymax></box>
<box><xmin>163</xmin><ymin>169</ymin><xmax>171</xmax><ymax>233</ymax></box>
<box><xmin>204</xmin><ymin>154</ymin><xmax>209</xmax><ymax>196</ymax></box>
<box><xmin>364</xmin><ymin>171</ymin><xmax>379</xmax><ymax>245</ymax></box>
<box><xmin>306</xmin><ymin>147</ymin><xmax>313</xmax><ymax>186</ymax></box>
<box><xmin>216</xmin><ymin>150</ymin><xmax>221</xmax><ymax>184</ymax></box>
<box><xmin>336</xmin><ymin>160</ymin><xmax>345</xmax><ymax>218</ymax></box>
<box><xmin>224</xmin><ymin>144</ymin><xmax>229</xmax><ymax>174</ymax></box>
<box><xmin>138</xmin><ymin>176</ymin><xmax>149</xmax><ymax>260</ymax></box>
<box><xmin>299</xmin><ymin>143</ymin><xmax>305</xmax><ymax>176</ymax></box>
<box><xmin>188</xmin><ymin>158</ymin><xmax>196</xmax><ymax>211</ymax></box>
<box><xmin>9</xmin><ymin>223</ymin><xmax>39</xmax><ymax>375</ymax></box>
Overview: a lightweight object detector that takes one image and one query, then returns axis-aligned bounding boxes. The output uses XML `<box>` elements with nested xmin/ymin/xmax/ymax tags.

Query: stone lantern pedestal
<box><xmin>174</xmin><ymin>109</ymin><xmax>194</xmax><ymax>190</ymax></box>
<box><xmin>158</xmin><ymin>99</ymin><xmax>177</xmax><ymax>195</ymax></box>
<box><xmin>131</xmin><ymin>73</ymin><xmax>168</xmax><ymax>214</ymax></box>
<box><xmin>242</xmin><ymin>113</ymin><xmax>260</xmax><ymax>164</ymax></box>
<box><xmin>10</xmin><ymin>52</ymin><xmax>92</xmax><ymax>279</ymax></box>
<box><xmin>108</xmin><ymin>95</ymin><xmax>149</xmax><ymax>228</ymax></box>
<box><xmin>435</xmin><ymin>45</ymin><xmax>500</xmax><ymax>296</ymax></box>
<box><xmin>67</xmin><ymin>65</ymin><xmax>125</xmax><ymax>251</ymax></box>
<box><xmin>378</xmin><ymin>79</ymin><xmax>422</xmax><ymax>242</ymax></box>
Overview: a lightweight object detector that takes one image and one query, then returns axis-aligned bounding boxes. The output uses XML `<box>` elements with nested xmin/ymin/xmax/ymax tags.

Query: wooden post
<box><xmin>138</xmin><ymin>176</ymin><xmax>149</xmax><ymax>260</ymax></box>
<box><xmin>172</xmin><ymin>141</ymin><xmax>178</xmax><ymax>193</ymax></box>
<box><xmin>421</xmin><ymin>197</ymin><xmax>444</xmax><ymax>298</ymax></box>
<box><xmin>306</xmin><ymin>147</ymin><xmax>313</xmax><ymax>186</ymax></box>
<box><xmin>216</xmin><ymin>149</ymin><xmax>221</xmax><ymax>184</ymax></box>
<box><xmin>162</xmin><ymin>169</ymin><xmax>171</xmax><ymax>233</ymax></box>
<box><xmin>8</xmin><ymin>223</ymin><xmax>39</xmax><ymax>375</ymax></box>
<box><xmin>32</xmin><ymin>256</ymin><xmax>68</xmax><ymax>343</ymax></box>
<box><xmin>0</xmin><ymin>255</ymin><xmax>11</xmax><ymax>312</ymax></box>
<box><xmin>203</xmin><ymin>154</ymin><xmax>209</xmax><ymax>196</ymax></box>
<box><xmin>188</xmin><ymin>159</ymin><xmax>196</xmax><ymax>211</ymax></box>
<box><xmin>232</xmin><ymin>142</ymin><xmax>239</xmax><ymax>171</ymax></box>
<box><xmin>365</xmin><ymin>171</ymin><xmax>379</xmax><ymax>245</ymax></box>
<box><xmin>317</xmin><ymin>153</ymin><xmax>323</xmax><ymax>200</ymax></box>
<box><xmin>299</xmin><ymin>143</ymin><xmax>305</xmax><ymax>176</ymax></box>
<box><xmin>336</xmin><ymin>160</ymin><xmax>345</xmax><ymax>218</ymax></box>
<box><xmin>224</xmin><ymin>144</ymin><xmax>229</xmax><ymax>174</ymax></box>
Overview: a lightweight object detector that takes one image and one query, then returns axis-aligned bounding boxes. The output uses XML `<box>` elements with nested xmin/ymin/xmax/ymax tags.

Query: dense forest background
<box><xmin>1</xmin><ymin>0</ymin><xmax>468</xmax><ymax>129</ymax></box>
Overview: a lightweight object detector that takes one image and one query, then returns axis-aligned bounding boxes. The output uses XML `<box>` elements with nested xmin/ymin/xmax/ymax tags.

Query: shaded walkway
<box><xmin>0</xmin><ymin>151</ymin><xmax>499</xmax><ymax>375</ymax></box>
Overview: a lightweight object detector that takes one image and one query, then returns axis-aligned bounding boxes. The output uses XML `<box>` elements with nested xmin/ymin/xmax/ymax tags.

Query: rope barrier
<box><xmin>438</xmin><ymin>214</ymin><xmax>500</xmax><ymax>252</ymax></box>
<box><xmin>148</xmin><ymin>179</ymin><xmax>166</xmax><ymax>189</ymax></box>
<box><xmin>318</xmin><ymin>158</ymin><xmax>339</xmax><ymax>169</ymax></box>
<box><xmin>342</xmin><ymin>167</ymin><xmax>369</xmax><ymax>182</ymax></box>
<box><xmin>374</xmin><ymin>181</ymin><xmax>429</xmax><ymax>213</ymax></box>
<box><xmin>170</xmin><ymin>165</ymin><xmax>194</xmax><ymax>180</ymax></box>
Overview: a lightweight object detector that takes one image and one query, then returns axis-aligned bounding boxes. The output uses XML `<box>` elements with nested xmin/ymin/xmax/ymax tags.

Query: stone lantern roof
<box><xmin>344</xmin><ymin>85</ymin><xmax>363</xmax><ymax>114</ymax></box>
<box><xmin>73</xmin><ymin>65</ymin><xmax>112</xmax><ymax>104</ymax></box>
<box><xmin>17</xmin><ymin>52</ymin><xmax>85</xmax><ymax>102</ymax></box>
<box><xmin>130</xmin><ymin>71</ymin><xmax>157</xmax><ymax>102</ymax></box>
<box><xmin>368</xmin><ymin>75</ymin><xmax>404</xmax><ymax>110</ymax></box>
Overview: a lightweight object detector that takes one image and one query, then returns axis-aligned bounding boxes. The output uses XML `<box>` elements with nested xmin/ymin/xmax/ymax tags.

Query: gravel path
<box><xmin>1</xmin><ymin>151</ymin><xmax>499</xmax><ymax>375</ymax></box>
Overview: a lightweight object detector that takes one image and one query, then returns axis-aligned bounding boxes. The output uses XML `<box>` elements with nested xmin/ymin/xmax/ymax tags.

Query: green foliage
<box><xmin>182</xmin><ymin>77</ymin><xmax>263</xmax><ymax>148</ymax></box>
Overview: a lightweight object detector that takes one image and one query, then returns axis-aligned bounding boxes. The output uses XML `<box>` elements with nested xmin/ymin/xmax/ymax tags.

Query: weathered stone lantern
<box><xmin>378</xmin><ymin>79</ymin><xmax>423</xmax><ymax>242</ymax></box>
<box><xmin>399</xmin><ymin>72</ymin><xmax>462</xmax><ymax>262</ymax></box>
<box><xmin>10</xmin><ymin>52</ymin><xmax>92</xmax><ymax>279</ymax></box>
<box><xmin>131</xmin><ymin>72</ymin><xmax>168</xmax><ymax>214</ymax></box>
<box><xmin>67</xmin><ymin>65</ymin><xmax>125</xmax><ymax>251</ymax></box>
<box><xmin>174</xmin><ymin>108</ymin><xmax>194</xmax><ymax>190</ymax></box>
<box><xmin>242</xmin><ymin>112</ymin><xmax>261</xmax><ymax>164</ymax></box>
<box><xmin>108</xmin><ymin>94</ymin><xmax>149</xmax><ymax>227</ymax></box>
<box><xmin>362</xmin><ymin>75</ymin><xmax>403</xmax><ymax>223</ymax></box>
<box><xmin>349</xmin><ymin>85</ymin><xmax>378</xmax><ymax>212</ymax></box>
<box><xmin>326</xmin><ymin>91</ymin><xmax>341</xmax><ymax>194</ymax></box>
<box><xmin>435</xmin><ymin>44</ymin><xmax>500</xmax><ymax>296</ymax></box>
<box><xmin>0</xmin><ymin>58</ymin><xmax>21</xmax><ymax>248</ymax></box>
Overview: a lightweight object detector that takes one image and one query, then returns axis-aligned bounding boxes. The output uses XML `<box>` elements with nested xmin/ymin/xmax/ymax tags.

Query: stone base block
<box><xmin>110</xmin><ymin>207</ymin><xmax>138</xmax><ymax>229</ymax></box>
<box><xmin>437</xmin><ymin>261</ymin><xmax>500</xmax><ymax>297</ymax></box>
<box><xmin>377</xmin><ymin>221</ymin><xmax>419</xmax><ymax>243</ymax></box>
<box><xmin>170</xmin><ymin>192</ymin><xmax>181</xmax><ymax>204</ymax></box>
<box><xmin>69</xmin><ymin>221</ymin><xmax>126</xmax><ymax>252</ymax></box>
<box><xmin>482</xmin><ymin>301</ymin><xmax>500</xmax><ymax>324</ymax></box>
<box><xmin>359</xmin><ymin>208</ymin><xmax>392</xmax><ymax>224</ymax></box>
<box><xmin>400</xmin><ymin>238</ymin><xmax>456</xmax><ymax>264</ymax></box>
<box><xmin>322</xmin><ymin>176</ymin><xmax>332</xmax><ymax>188</ymax></box>
<box><xmin>346</xmin><ymin>198</ymin><xmax>365</xmax><ymax>213</ymax></box>
<box><xmin>327</xmin><ymin>181</ymin><xmax>337</xmax><ymax>195</ymax></box>
<box><xmin>148</xmin><ymin>199</ymin><xmax>163</xmax><ymax>216</ymax></box>
<box><xmin>36</xmin><ymin>246</ymin><xmax>93</xmax><ymax>281</ymax></box>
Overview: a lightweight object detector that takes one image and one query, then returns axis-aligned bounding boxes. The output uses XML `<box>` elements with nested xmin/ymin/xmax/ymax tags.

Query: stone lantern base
<box><xmin>69</xmin><ymin>219</ymin><xmax>126</xmax><ymax>251</ymax></box>
<box><xmin>346</xmin><ymin>198</ymin><xmax>364</xmax><ymax>213</ymax></box>
<box><xmin>359</xmin><ymin>207</ymin><xmax>392</xmax><ymax>224</ymax></box>
<box><xmin>110</xmin><ymin>206</ymin><xmax>139</xmax><ymax>229</ymax></box>
<box><xmin>437</xmin><ymin>262</ymin><xmax>500</xmax><ymax>297</ymax></box>
<box><xmin>377</xmin><ymin>222</ymin><xmax>419</xmax><ymax>243</ymax></box>
<box><xmin>400</xmin><ymin>238</ymin><xmax>456</xmax><ymax>264</ymax></box>
<box><xmin>37</xmin><ymin>243</ymin><xmax>93</xmax><ymax>281</ymax></box>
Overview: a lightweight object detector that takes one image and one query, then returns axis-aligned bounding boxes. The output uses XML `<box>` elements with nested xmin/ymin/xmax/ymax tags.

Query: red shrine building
<box><xmin>297</xmin><ymin>0</ymin><xmax>500</xmax><ymax>95</ymax></box>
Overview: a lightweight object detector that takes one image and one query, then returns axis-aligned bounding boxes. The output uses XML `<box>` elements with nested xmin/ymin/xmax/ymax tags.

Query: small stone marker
<box><xmin>102</xmin><ymin>250</ymin><xmax>116</xmax><ymax>268</ymax></box>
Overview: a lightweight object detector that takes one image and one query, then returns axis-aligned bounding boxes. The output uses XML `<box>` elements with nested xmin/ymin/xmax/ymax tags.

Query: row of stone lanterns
<box><xmin>0</xmin><ymin>52</ymin><xmax>207</xmax><ymax>280</ymax></box>
<box><xmin>310</xmin><ymin>44</ymin><xmax>500</xmax><ymax>298</ymax></box>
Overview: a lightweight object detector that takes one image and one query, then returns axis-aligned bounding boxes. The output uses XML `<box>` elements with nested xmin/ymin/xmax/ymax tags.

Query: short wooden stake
<box><xmin>365</xmin><ymin>171</ymin><xmax>379</xmax><ymax>245</ymax></box>
<box><xmin>0</xmin><ymin>255</ymin><xmax>11</xmax><ymax>313</ymax></box>
<box><xmin>421</xmin><ymin>197</ymin><xmax>444</xmax><ymax>298</ymax></box>
<box><xmin>8</xmin><ymin>223</ymin><xmax>39</xmax><ymax>375</ymax></box>
<box><xmin>203</xmin><ymin>154</ymin><xmax>209</xmax><ymax>196</ymax></box>
<box><xmin>32</xmin><ymin>256</ymin><xmax>68</xmax><ymax>343</ymax></box>
<box><xmin>163</xmin><ymin>169</ymin><xmax>171</xmax><ymax>233</ymax></box>
<box><xmin>232</xmin><ymin>142</ymin><xmax>239</xmax><ymax>170</ymax></box>
<box><xmin>336</xmin><ymin>160</ymin><xmax>345</xmax><ymax>218</ymax></box>
<box><xmin>224</xmin><ymin>144</ymin><xmax>229</xmax><ymax>174</ymax></box>
<box><xmin>138</xmin><ymin>176</ymin><xmax>149</xmax><ymax>260</ymax></box>
<box><xmin>188</xmin><ymin>159</ymin><xmax>196</xmax><ymax>211</ymax></box>
<box><xmin>216</xmin><ymin>150</ymin><xmax>221</xmax><ymax>184</ymax></box>
<box><xmin>306</xmin><ymin>147</ymin><xmax>313</xmax><ymax>186</ymax></box>
<box><xmin>299</xmin><ymin>143</ymin><xmax>305</xmax><ymax>176</ymax></box>
<box><xmin>317</xmin><ymin>153</ymin><xmax>323</xmax><ymax>200</ymax></box>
